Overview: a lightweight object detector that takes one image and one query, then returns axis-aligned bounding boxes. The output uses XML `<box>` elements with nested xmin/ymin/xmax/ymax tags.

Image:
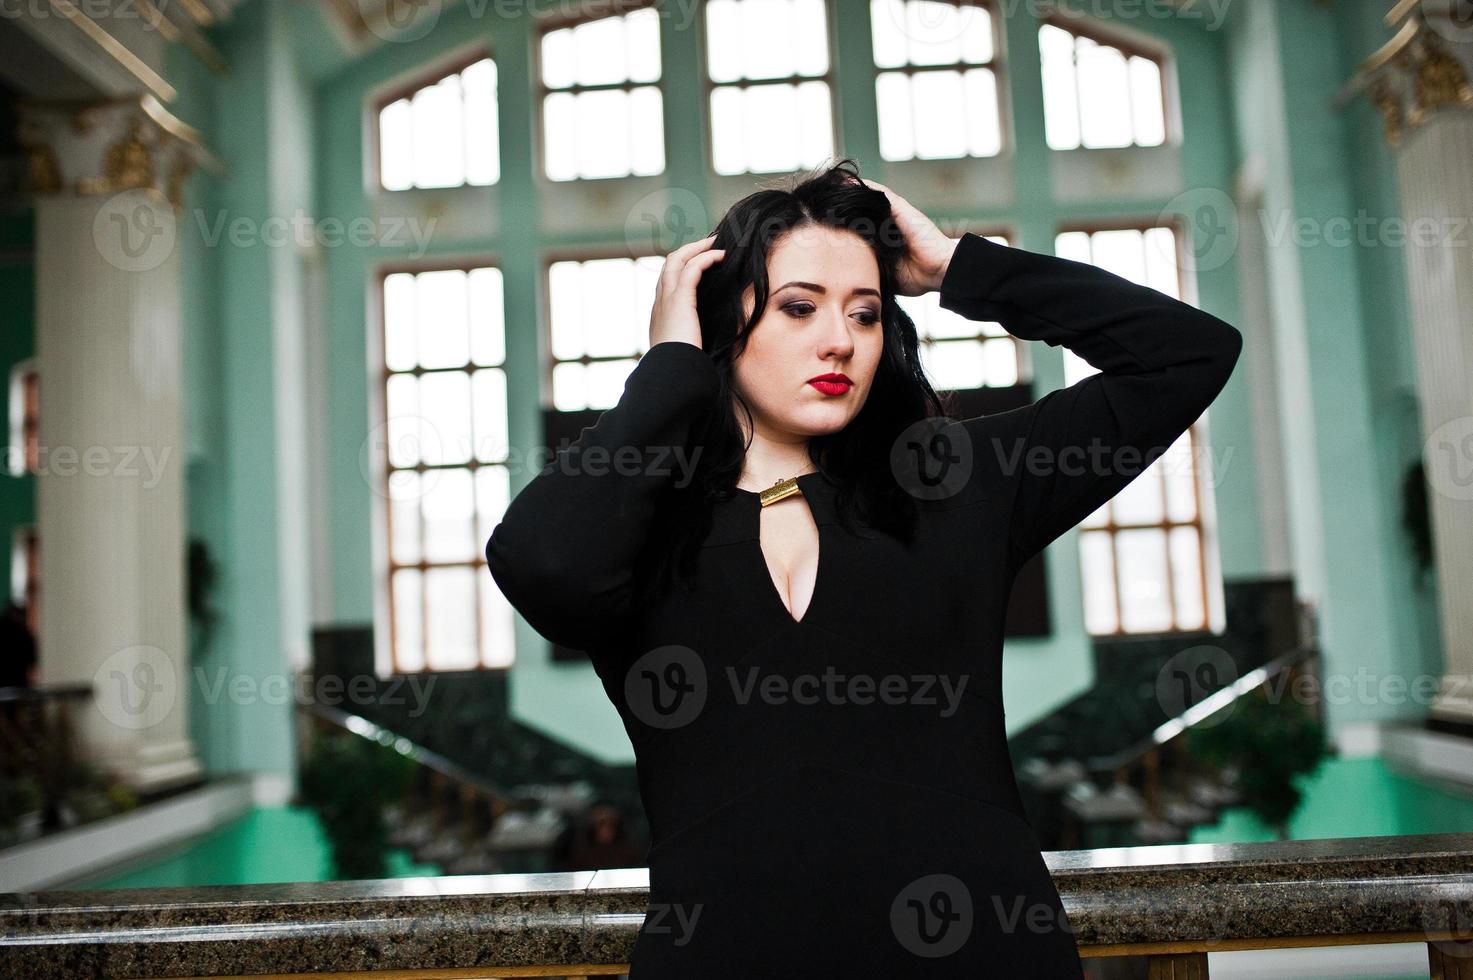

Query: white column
<box><xmin>1360</xmin><ymin>6</ymin><xmax>1473</xmax><ymax>726</ymax></box>
<box><xmin>19</xmin><ymin>98</ymin><xmax>204</xmax><ymax>790</ymax></box>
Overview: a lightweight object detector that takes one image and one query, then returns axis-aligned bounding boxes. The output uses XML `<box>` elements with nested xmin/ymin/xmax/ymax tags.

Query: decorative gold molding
<box><xmin>1370</xmin><ymin>77</ymin><xmax>1406</xmax><ymax>146</ymax></box>
<box><xmin>1352</xmin><ymin>11</ymin><xmax>1473</xmax><ymax>148</ymax></box>
<box><xmin>1409</xmin><ymin>29</ymin><xmax>1473</xmax><ymax>128</ymax></box>
<box><xmin>17</xmin><ymin>98</ymin><xmax>215</xmax><ymax>210</ymax></box>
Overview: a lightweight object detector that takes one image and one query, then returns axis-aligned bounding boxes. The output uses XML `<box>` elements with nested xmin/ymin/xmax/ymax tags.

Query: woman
<box><xmin>486</xmin><ymin>160</ymin><xmax>1242</xmax><ymax>977</ymax></box>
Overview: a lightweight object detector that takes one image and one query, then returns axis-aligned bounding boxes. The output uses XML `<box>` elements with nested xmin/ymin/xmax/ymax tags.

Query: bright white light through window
<box><xmin>547</xmin><ymin>255</ymin><xmax>665</xmax><ymax>411</ymax></box>
<box><xmin>381</xmin><ymin>266</ymin><xmax>513</xmax><ymax>670</ymax></box>
<box><xmin>1040</xmin><ymin>21</ymin><xmax>1166</xmax><ymax>150</ymax></box>
<box><xmin>541</xmin><ymin>7</ymin><xmax>665</xmax><ymax>181</ymax></box>
<box><xmin>1053</xmin><ymin>226</ymin><xmax>1216</xmax><ymax>636</ymax></box>
<box><xmin>898</xmin><ymin>234</ymin><xmax>1024</xmax><ymax>389</ymax></box>
<box><xmin>379</xmin><ymin>57</ymin><xmax>500</xmax><ymax>191</ymax></box>
<box><xmin>871</xmin><ymin>0</ymin><xmax>1003</xmax><ymax>161</ymax></box>
<box><xmin>706</xmin><ymin>0</ymin><xmax>835</xmax><ymax>175</ymax></box>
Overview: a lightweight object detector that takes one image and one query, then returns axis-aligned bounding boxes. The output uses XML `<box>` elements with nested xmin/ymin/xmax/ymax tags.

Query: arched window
<box><xmin>1040</xmin><ymin>14</ymin><xmax>1168</xmax><ymax>150</ymax></box>
<box><xmin>376</xmin><ymin>52</ymin><xmax>500</xmax><ymax>191</ymax></box>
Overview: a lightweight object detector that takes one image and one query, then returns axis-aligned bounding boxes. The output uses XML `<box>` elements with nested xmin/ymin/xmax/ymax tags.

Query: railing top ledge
<box><xmin>3</xmin><ymin>833</ymin><xmax>1471</xmax><ymax>977</ymax></box>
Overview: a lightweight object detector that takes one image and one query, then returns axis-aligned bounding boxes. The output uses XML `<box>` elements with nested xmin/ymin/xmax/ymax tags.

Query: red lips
<box><xmin>808</xmin><ymin>372</ymin><xmax>852</xmax><ymax>395</ymax></box>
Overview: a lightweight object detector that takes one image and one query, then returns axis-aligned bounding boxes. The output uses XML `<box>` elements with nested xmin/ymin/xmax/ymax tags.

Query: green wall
<box><xmin>0</xmin><ymin>209</ymin><xmax>35</xmax><ymax>605</ymax></box>
<box><xmin>161</xmin><ymin>0</ymin><xmax>1433</xmax><ymax>770</ymax></box>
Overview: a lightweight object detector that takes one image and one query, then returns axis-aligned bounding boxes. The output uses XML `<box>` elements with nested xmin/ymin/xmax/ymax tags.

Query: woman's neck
<box><xmin>737</xmin><ymin>443</ymin><xmax>816</xmax><ymax>491</ymax></box>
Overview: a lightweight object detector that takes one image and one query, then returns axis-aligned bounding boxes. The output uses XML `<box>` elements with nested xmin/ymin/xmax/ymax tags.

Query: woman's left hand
<box><xmin>864</xmin><ymin>179</ymin><xmax>958</xmax><ymax>297</ymax></box>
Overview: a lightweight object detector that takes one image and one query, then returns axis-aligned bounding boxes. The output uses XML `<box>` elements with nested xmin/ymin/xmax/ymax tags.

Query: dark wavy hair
<box><xmin>633</xmin><ymin>158</ymin><xmax>955</xmax><ymax>607</ymax></box>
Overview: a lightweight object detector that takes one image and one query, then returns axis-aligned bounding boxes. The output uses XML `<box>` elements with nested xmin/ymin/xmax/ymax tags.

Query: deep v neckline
<box><xmin>734</xmin><ymin>472</ymin><xmax>827</xmax><ymax>626</ymax></box>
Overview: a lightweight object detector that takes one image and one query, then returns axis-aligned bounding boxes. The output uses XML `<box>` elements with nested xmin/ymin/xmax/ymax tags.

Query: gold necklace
<box><xmin>757</xmin><ymin>471</ymin><xmax>815</xmax><ymax>507</ymax></box>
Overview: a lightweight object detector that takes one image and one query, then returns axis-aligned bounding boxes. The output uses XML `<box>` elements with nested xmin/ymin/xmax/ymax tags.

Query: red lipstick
<box><xmin>808</xmin><ymin>372</ymin><xmax>852</xmax><ymax>396</ymax></box>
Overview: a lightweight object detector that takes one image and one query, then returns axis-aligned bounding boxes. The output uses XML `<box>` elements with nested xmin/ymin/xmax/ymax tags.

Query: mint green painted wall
<box><xmin>308</xmin><ymin>2</ymin><xmax>1269</xmax><ymax>760</ymax></box>
<box><xmin>172</xmin><ymin>0</ymin><xmax>311</xmax><ymax>777</ymax></box>
<box><xmin>1225</xmin><ymin>0</ymin><xmax>1425</xmax><ymax>739</ymax></box>
<box><xmin>1332</xmin><ymin>0</ymin><xmax>1446</xmax><ymax>699</ymax></box>
<box><xmin>0</xmin><ymin>210</ymin><xmax>35</xmax><ymax>605</ymax></box>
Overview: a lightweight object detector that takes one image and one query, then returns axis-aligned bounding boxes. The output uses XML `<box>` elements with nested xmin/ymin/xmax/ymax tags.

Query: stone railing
<box><xmin>2</xmin><ymin>832</ymin><xmax>1471</xmax><ymax>978</ymax></box>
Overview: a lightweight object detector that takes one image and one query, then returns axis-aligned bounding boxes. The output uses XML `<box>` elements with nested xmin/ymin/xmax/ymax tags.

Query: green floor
<box><xmin>72</xmin><ymin>756</ymin><xmax>1470</xmax><ymax>890</ymax></box>
<box><xmin>1188</xmin><ymin>754</ymin><xmax>1473</xmax><ymax>844</ymax></box>
<box><xmin>73</xmin><ymin>805</ymin><xmax>439</xmax><ymax>890</ymax></box>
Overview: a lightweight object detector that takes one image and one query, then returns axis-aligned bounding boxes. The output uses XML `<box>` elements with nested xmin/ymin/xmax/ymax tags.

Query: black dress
<box><xmin>485</xmin><ymin>232</ymin><xmax>1242</xmax><ymax>978</ymax></box>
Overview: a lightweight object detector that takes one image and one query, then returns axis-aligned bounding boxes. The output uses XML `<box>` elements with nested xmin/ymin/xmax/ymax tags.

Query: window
<box><xmin>896</xmin><ymin>233</ymin><xmax>1026</xmax><ymax>390</ymax></box>
<box><xmin>871</xmin><ymin>0</ymin><xmax>1003</xmax><ymax>161</ymax></box>
<box><xmin>547</xmin><ymin>254</ymin><xmax>665</xmax><ymax>411</ymax></box>
<box><xmin>1055</xmin><ymin>225</ymin><xmax>1219</xmax><ymax>635</ymax></box>
<box><xmin>1039</xmin><ymin>15</ymin><xmax>1166</xmax><ymax>150</ymax></box>
<box><xmin>377</xmin><ymin>54</ymin><xmax>500</xmax><ymax>191</ymax></box>
<box><xmin>379</xmin><ymin>265</ymin><xmax>512</xmax><ymax>671</ymax></box>
<box><xmin>538</xmin><ymin>4</ymin><xmax>665</xmax><ymax>181</ymax></box>
<box><xmin>705</xmin><ymin>0</ymin><xmax>835</xmax><ymax>175</ymax></box>
<box><xmin>10</xmin><ymin>526</ymin><xmax>38</xmax><ymax>638</ymax></box>
<box><xmin>7</xmin><ymin>358</ymin><xmax>38</xmax><ymax>476</ymax></box>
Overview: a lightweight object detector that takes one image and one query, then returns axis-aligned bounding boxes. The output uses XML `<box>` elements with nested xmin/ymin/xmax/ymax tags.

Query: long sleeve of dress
<box><xmin>936</xmin><ymin>231</ymin><xmax>1243</xmax><ymax>571</ymax></box>
<box><xmin>484</xmin><ymin>339</ymin><xmax>722</xmax><ymax>653</ymax></box>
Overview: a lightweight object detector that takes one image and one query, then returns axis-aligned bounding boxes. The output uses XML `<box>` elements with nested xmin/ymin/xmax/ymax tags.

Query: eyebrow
<box><xmin>773</xmin><ymin>280</ymin><xmax>881</xmax><ymax>299</ymax></box>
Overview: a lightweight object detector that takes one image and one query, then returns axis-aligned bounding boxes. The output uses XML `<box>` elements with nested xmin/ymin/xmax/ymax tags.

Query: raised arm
<box><xmin>484</xmin><ymin>340</ymin><xmax>721</xmax><ymax>653</ymax></box>
<box><xmin>937</xmin><ymin>232</ymin><xmax>1242</xmax><ymax>571</ymax></box>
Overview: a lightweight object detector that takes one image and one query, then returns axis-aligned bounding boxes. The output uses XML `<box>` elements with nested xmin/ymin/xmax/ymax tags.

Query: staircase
<box><xmin>1008</xmin><ymin>578</ymin><xmax>1316</xmax><ymax>849</ymax></box>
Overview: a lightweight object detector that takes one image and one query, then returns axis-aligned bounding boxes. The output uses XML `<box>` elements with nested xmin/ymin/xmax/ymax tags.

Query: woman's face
<box><xmin>733</xmin><ymin>224</ymin><xmax>885</xmax><ymax>442</ymax></box>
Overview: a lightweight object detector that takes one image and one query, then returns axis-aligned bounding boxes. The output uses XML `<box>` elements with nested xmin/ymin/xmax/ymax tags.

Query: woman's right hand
<box><xmin>648</xmin><ymin>233</ymin><xmax>726</xmax><ymax>351</ymax></box>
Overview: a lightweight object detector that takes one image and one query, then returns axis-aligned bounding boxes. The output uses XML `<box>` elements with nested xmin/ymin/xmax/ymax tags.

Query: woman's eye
<box><xmin>782</xmin><ymin>303</ymin><xmax>880</xmax><ymax>326</ymax></box>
